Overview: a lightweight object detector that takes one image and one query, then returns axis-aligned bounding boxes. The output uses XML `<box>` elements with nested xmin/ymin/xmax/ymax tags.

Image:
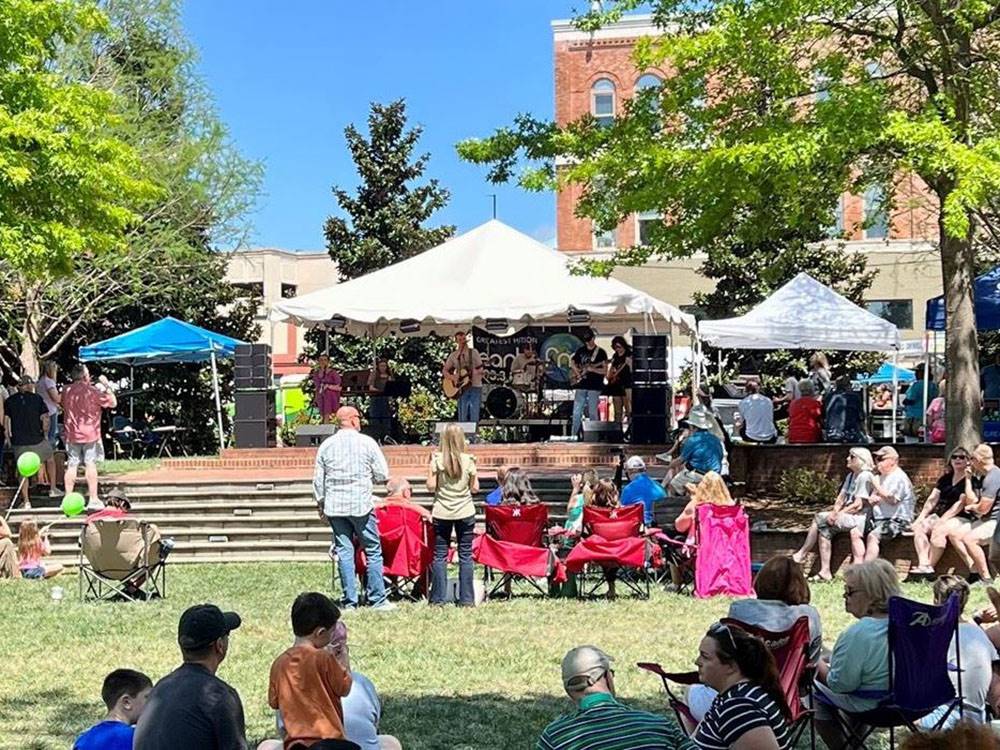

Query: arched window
<box><xmin>635</xmin><ymin>74</ymin><xmax>661</xmax><ymax>92</ymax></box>
<box><xmin>591</xmin><ymin>78</ymin><xmax>615</xmax><ymax>127</ymax></box>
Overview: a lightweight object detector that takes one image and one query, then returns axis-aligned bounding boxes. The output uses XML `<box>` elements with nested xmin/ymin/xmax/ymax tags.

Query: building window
<box><xmin>636</xmin><ymin>210</ymin><xmax>661</xmax><ymax>247</ymax></box>
<box><xmin>636</xmin><ymin>74</ymin><xmax>661</xmax><ymax>92</ymax></box>
<box><xmin>593</xmin><ymin>224</ymin><xmax>617</xmax><ymax>250</ymax></box>
<box><xmin>814</xmin><ymin>71</ymin><xmax>831</xmax><ymax>102</ymax></box>
<box><xmin>591</xmin><ymin>78</ymin><xmax>616</xmax><ymax>127</ymax></box>
<box><xmin>866</xmin><ymin>299</ymin><xmax>913</xmax><ymax>329</ymax></box>
<box><xmin>864</xmin><ymin>184</ymin><xmax>889</xmax><ymax>239</ymax></box>
<box><xmin>281</xmin><ymin>283</ymin><xmax>297</xmax><ymax>298</ymax></box>
<box><xmin>825</xmin><ymin>194</ymin><xmax>845</xmax><ymax>238</ymax></box>
<box><xmin>232</xmin><ymin>281</ymin><xmax>264</xmax><ymax>299</ymax></box>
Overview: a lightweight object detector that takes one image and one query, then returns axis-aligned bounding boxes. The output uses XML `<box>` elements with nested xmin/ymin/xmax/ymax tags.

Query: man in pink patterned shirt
<box><xmin>63</xmin><ymin>364</ymin><xmax>117</xmax><ymax>509</ymax></box>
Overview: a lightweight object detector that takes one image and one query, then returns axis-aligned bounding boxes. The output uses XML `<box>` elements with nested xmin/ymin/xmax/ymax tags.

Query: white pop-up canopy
<box><xmin>269</xmin><ymin>219</ymin><xmax>697</xmax><ymax>336</ymax></box>
<box><xmin>699</xmin><ymin>272</ymin><xmax>901</xmax><ymax>352</ymax></box>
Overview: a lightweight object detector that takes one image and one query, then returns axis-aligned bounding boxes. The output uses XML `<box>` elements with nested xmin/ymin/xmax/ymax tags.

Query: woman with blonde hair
<box><xmin>427</xmin><ymin>423</ymin><xmax>479</xmax><ymax>606</ymax></box>
<box><xmin>589</xmin><ymin>478</ymin><xmax>621</xmax><ymax>509</ymax></box>
<box><xmin>674</xmin><ymin>471</ymin><xmax>734</xmax><ymax>535</ymax></box>
<box><xmin>814</xmin><ymin>559</ymin><xmax>900</xmax><ymax>749</ymax></box>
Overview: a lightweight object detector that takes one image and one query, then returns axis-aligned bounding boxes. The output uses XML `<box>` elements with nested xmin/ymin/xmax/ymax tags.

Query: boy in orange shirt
<box><xmin>267</xmin><ymin>592</ymin><xmax>353</xmax><ymax>749</ymax></box>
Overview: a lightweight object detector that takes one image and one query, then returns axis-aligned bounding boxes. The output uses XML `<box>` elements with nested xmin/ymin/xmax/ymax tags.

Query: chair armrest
<box><xmin>637</xmin><ymin>663</ymin><xmax>700</xmax><ymax>684</ymax></box>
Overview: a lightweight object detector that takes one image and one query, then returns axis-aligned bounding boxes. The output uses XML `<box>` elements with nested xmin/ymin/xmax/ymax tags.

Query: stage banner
<box><xmin>472</xmin><ymin>326</ymin><xmax>586</xmax><ymax>387</ymax></box>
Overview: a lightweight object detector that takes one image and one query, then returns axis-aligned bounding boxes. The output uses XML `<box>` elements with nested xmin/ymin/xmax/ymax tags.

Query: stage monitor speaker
<box><xmin>582</xmin><ymin>420</ymin><xmax>623</xmax><ymax>443</ymax></box>
<box><xmin>235</xmin><ymin>389</ymin><xmax>275</xmax><ymax>421</ymax></box>
<box><xmin>295</xmin><ymin>423</ymin><xmax>337</xmax><ymax>447</ymax></box>
<box><xmin>631</xmin><ymin>383</ymin><xmax>668</xmax><ymax>444</ymax></box>
<box><xmin>234</xmin><ymin>420</ymin><xmax>276</xmax><ymax>449</ymax></box>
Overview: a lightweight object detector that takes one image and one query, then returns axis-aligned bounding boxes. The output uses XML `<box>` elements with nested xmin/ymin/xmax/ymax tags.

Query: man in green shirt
<box><xmin>537</xmin><ymin>646</ymin><xmax>695</xmax><ymax>750</ymax></box>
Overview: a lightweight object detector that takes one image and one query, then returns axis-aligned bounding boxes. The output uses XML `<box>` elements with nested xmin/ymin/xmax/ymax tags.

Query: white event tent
<box><xmin>699</xmin><ymin>272</ymin><xmax>903</xmax><ymax>440</ymax></box>
<box><xmin>270</xmin><ymin>219</ymin><xmax>697</xmax><ymax>338</ymax></box>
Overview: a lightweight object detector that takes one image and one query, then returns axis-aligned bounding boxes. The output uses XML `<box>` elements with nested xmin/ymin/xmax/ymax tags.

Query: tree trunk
<box><xmin>940</xmin><ymin>214</ymin><xmax>981</xmax><ymax>453</ymax></box>
<box><xmin>17</xmin><ymin>292</ymin><xmax>42</xmax><ymax>379</ymax></box>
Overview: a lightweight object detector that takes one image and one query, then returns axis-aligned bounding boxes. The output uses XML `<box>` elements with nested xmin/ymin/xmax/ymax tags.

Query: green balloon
<box><xmin>62</xmin><ymin>492</ymin><xmax>86</xmax><ymax>517</ymax></box>
<box><xmin>16</xmin><ymin>451</ymin><xmax>40</xmax><ymax>478</ymax></box>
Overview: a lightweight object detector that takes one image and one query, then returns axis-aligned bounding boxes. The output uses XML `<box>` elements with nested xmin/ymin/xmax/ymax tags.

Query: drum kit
<box><xmin>483</xmin><ymin>359</ymin><xmax>570</xmax><ymax>420</ymax></box>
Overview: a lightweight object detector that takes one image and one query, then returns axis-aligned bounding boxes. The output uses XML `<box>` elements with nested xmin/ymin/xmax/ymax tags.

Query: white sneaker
<box><xmin>655</xmin><ymin>452</ymin><xmax>672</xmax><ymax>463</ymax></box>
<box><xmin>87</xmin><ymin>498</ymin><xmax>105</xmax><ymax>511</ymax></box>
<box><xmin>371</xmin><ymin>600</ymin><xmax>397</xmax><ymax>612</ymax></box>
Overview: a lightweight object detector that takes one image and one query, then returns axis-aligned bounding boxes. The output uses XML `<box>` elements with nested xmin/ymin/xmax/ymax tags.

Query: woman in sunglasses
<box><xmin>909</xmin><ymin>446</ymin><xmax>979</xmax><ymax>576</ymax></box>
<box><xmin>693</xmin><ymin>623</ymin><xmax>792</xmax><ymax>749</ymax></box>
<box><xmin>814</xmin><ymin>559</ymin><xmax>900</xmax><ymax>750</ymax></box>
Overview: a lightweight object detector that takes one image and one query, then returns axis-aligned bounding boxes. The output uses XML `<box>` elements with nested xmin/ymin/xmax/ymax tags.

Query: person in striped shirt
<box><xmin>693</xmin><ymin>623</ymin><xmax>793</xmax><ymax>750</ymax></box>
<box><xmin>536</xmin><ymin>646</ymin><xmax>694</xmax><ymax>750</ymax></box>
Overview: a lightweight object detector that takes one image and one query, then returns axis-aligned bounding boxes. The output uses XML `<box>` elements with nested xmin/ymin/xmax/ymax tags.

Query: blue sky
<box><xmin>181</xmin><ymin>1</ymin><xmax>581</xmax><ymax>251</ymax></box>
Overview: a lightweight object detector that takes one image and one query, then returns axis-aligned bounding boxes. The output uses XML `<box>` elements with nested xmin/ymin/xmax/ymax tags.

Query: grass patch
<box><xmin>98</xmin><ymin>457</ymin><xmax>162</xmax><ymax>476</ymax></box>
<box><xmin>0</xmin><ymin>565</ymin><xmax>948</xmax><ymax>750</ymax></box>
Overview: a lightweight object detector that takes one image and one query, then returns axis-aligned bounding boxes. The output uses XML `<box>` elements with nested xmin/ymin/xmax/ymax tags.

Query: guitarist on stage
<box><xmin>570</xmin><ymin>328</ymin><xmax>608</xmax><ymax>439</ymax></box>
<box><xmin>442</xmin><ymin>330</ymin><xmax>484</xmax><ymax>426</ymax></box>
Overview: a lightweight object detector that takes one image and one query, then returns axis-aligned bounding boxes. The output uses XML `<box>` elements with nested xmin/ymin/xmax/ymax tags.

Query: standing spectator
<box><xmin>63</xmin><ymin>364</ymin><xmax>117</xmax><ymax>510</ymax></box>
<box><xmin>773</xmin><ymin>367</ymin><xmax>803</xmax><ymax>411</ymax></box>
<box><xmin>570</xmin><ymin>329</ymin><xmax>608</xmax><ymax>439</ymax></box>
<box><xmin>3</xmin><ymin>375</ymin><xmax>54</xmax><ymax>507</ymax></box>
<box><xmin>536</xmin><ymin>646</ymin><xmax>694</xmax><ymax>750</ymax></box>
<box><xmin>0</xmin><ymin>518</ymin><xmax>18</xmax><ymax>579</ymax></box>
<box><xmin>983</xmin><ymin>352</ymin><xmax>1000</xmax><ymax>400</ymax></box>
<box><xmin>813</xmin><ymin>560</ymin><xmax>899</xmax><ymax>750</ymax></box>
<box><xmin>823</xmin><ymin>376</ymin><xmax>866</xmax><ymax>444</ymax></box>
<box><xmin>442</xmin><ymin>330</ymin><xmax>485</xmax><ymax>427</ymax></box>
<box><xmin>903</xmin><ymin>365</ymin><xmax>937</xmax><ymax>437</ymax></box>
<box><xmin>664</xmin><ymin>410</ymin><xmax>724</xmax><ymax>496</ymax></box>
<box><xmin>952</xmin><ymin>443</ymin><xmax>1000</xmax><ymax>585</ymax></box>
<box><xmin>792</xmin><ymin>448</ymin><xmax>877</xmax><ymax>580</ymax></box>
<box><xmin>314</xmin><ymin>406</ymin><xmax>392</xmax><ymax>611</ymax></box>
<box><xmin>735</xmin><ymin>380</ymin><xmax>777</xmax><ymax>443</ymax></box>
<box><xmin>427</xmin><ymin>422</ymin><xmax>479</xmax><ymax>607</ymax></box>
<box><xmin>809</xmin><ymin>352</ymin><xmax>833</xmax><ymax>396</ymax></box>
<box><xmin>311</xmin><ymin>354</ymin><xmax>343</xmax><ymax>425</ymax></box>
<box><xmin>909</xmin><ymin>447</ymin><xmax>978</xmax><ymax>576</ymax></box>
<box><xmin>74</xmin><ymin>669</ymin><xmax>153</xmax><ymax>750</ymax></box>
<box><xmin>865</xmin><ymin>447</ymin><xmax>916</xmax><ymax>562</ymax></box>
<box><xmin>787</xmin><ymin>379</ymin><xmax>823</xmax><ymax>444</ymax></box>
<box><xmin>620</xmin><ymin>456</ymin><xmax>666</xmax><ymax>526</ymax></box>
<box><xmin>37</xmin><ymin>360</ymin><xmax>62</xmax><ymax>447</ymax></box>
<box><xmin>602</xmin><ymin>336</ymin><xmax>632</xmax><ymax>425</ymax></box>
<box><xmin>134</xmin><ymin>604</ymin><xmax>247</xmax><ymax>750</ymax></box>
<box><xmin>926</xmin><ymin>380</ymin><xmax>947</xmax><ymax>444</ymax></box>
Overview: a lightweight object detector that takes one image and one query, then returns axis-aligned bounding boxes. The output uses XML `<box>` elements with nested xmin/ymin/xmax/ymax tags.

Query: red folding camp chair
<box><xmin>564</xmin><ymin>504</ymin><xmax>659</xmax><ymax>599</ymax></box>
<box><xmin>473</xmin><ymin>504</ymin><xmax>565</xmax><ymax>599</ymax></box>
<box><xmin>355</xmin><ymin>505</ymin><xmax>434</xmax><ymax>601</ymax></box>
<box><xmin>638</xmin><ymin>616</ymin><xmax>815</xmax><ymax>748</ymax></box>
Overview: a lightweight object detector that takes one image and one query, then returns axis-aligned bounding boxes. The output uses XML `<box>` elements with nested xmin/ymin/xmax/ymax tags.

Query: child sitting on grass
<box><xmin>17</xmin><ymin>518</ymin><xmax>62</xmax><ymax>579</ymax></box>
<box><xmin>74</xmin><ymin>669</ymin><xmax>152</xmax><ymax>750</ymax></box>
<box><xmin>260</xmin><ymin>592</ymin><xmax>353</xmax><ymax>750</ymax></box>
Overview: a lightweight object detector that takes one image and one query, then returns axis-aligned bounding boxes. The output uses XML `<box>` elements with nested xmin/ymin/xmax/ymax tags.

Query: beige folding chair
<box><xmin>78</xmin><ymin>518</ymin><xmax>167</xmax><ymax>602</ymax></box>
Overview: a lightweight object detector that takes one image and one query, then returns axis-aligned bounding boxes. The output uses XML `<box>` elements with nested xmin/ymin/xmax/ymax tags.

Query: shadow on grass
<box><xmin>0</xmin><ymin>688</ymin><xmax>96</xmax><ymax>750</ymax></box>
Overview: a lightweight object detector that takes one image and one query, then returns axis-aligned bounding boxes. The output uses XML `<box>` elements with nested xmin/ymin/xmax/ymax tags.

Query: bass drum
<box><xmin>483</xmin><ymin>385</ymin><xmax>524</xmax><ymax>419</ymax></box>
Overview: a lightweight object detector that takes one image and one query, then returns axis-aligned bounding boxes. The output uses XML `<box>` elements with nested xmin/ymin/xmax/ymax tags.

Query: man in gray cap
<box><xmin>134</xmin><ymin>604</ymin><xmax>247</xmax><ymax>750</ymax></box>
<box><xmin>536</xmin><ymin>646</ymin><xmax>694</xmax><ymax>749</ymax></box>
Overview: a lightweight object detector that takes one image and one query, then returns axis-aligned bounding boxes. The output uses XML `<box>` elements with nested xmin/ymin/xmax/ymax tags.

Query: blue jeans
<box><xmin>47</xmin><ymin>412</ymin><xmax>59</xmax><ymax>447</ymax></box>
<box><xmin>572</xmin><ymin>389</ymin><xmax>601</xmax><ymax>438</ymax></box>
<box><xmin>430</xmin><ymin>516</ymin><xmax>476</xmax><ymax>605</ymax></box>
<box><xmin>457</xmin><ymin>387</ymin><xmax>482</xmax><ymax>425</ymax></box>
<box><xmin>328</xmin><ymin>512</ymin><xmax>387</xmax><ymax>607</ymax></box>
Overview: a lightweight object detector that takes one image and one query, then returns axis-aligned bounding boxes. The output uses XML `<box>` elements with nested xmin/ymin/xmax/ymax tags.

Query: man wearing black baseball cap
<box><xmin>134</xmin><ymin>604</ymin><xmax>248</xmax><ymax>750</ymax></box>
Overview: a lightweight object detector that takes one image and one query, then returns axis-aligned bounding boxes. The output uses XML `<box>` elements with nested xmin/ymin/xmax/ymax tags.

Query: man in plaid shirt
<box><xmin>314</xmin><ymin>406</ymin><xmax>394</xmax><ymax>610</ymax></box>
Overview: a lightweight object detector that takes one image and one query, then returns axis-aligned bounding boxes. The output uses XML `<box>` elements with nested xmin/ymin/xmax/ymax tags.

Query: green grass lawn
<box><xmin>0</xmin><ymin>565</ymin><xmax>951</xmax><ymax>750</ymax></box>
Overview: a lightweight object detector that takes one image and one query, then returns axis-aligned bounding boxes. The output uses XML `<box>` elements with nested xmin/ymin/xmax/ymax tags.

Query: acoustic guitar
<box><xmin>442</xmin><ymin>368</ymin><xmax>472</xmax><ymax>399</ymax></box>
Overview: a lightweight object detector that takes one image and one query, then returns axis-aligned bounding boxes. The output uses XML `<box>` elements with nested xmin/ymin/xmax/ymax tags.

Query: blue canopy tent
<box><xmin>925</xmin><ymin>266</ymin><xmax>1000</xmax><ymax>331</ymax></box>
<box><xmin>79</xmin><ymin>317</ymin><xmax>246</xmax><ymax>450</ymax></box>
<box><xmin>856</xmin><ymin>362</ymin><xmax>916</xmax><ymax>385</ymax></box>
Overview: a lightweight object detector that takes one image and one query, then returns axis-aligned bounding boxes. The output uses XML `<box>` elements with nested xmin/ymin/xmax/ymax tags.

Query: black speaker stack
<box><xmin>630</xmin><ymin>334</ymin><xmax>669</xmax><ymax>444</ymax></box>
<box><xmin>234</xmin><ymin>343</ymin><xmax>276</xmax><ymax>448</ymax></box>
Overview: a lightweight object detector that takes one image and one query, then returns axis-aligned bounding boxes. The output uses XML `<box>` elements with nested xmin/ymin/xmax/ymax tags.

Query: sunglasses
<box><xmin>709</xmin><ymin>622</ymin><xmax>739</xmax><ymax>655</ymax></box>
<box><xmin>951</xmin><ymin>454</ymin><xmax>969</xmax><ymax>461</ymax></box>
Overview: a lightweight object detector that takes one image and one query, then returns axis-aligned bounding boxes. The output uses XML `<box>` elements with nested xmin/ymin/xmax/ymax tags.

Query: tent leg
<box><xmin>891</xmin><ymin>350</ymin><xmax>899</xmax><ymax>444</ymax></box>
<box><xmin>210</xmin><ymin>350</ymin><xmax>225</xmax><ymax>453</ymax></box>
<box><xmin>923</xmin><ymin>332</ymin><xmax>933</xmax><ymax>443</ymax></box>
<box><xmin>129</xmin><ymin>365</ymin><xmax>135</xmax><ymax>422</ymax></box>
<box><xmin>667</xmin><ymin>328</ymin><xmax>676</xmax><ymax>429</ymax></box>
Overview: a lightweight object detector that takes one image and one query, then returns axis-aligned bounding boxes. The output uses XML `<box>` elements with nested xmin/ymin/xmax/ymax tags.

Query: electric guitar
<box><xmin>442</xmin><ymin>368</ymin><xmax>472</xmax><ymax>399</ymax></box>
<box><xmin>570</xmin><ymin>362</ymin><xmax>606</xmax><ymax>387</ymax></box>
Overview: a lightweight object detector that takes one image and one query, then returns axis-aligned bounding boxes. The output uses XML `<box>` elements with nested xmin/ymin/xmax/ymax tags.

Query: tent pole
<box><xmin>891</xmin><ymin>349</ymin><xmax>899</xmax><ymax>444</ymax></box>
<box><xmin>924</xmin><ymin>331</ymin><xmax>934</xmax><ymax>442</ymax></box>
<box><xmin>210</xmin><ymin>349</ymin><xmax>225</xmax><ymax>453</ymax></box>
<box><xmin>667</xmin><ymin>326</ymin><xmax>676</xmax><ymax>429</ymax></box>
<box><xmin>129</xmin><ymin>365</ymin><xmax>134</xmax><ymax>422</ymax></box>
<box><xmin>692</xmin><ymin>335</ymin><xmax>701</xmax><ymax>397</ymax></box>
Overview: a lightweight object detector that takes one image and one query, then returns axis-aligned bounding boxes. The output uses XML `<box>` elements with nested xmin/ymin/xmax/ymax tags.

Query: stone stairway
<box><xmin>4</xmin><ymin>475</ymin><xmax>592</xmax><ymax>567</ymax></box>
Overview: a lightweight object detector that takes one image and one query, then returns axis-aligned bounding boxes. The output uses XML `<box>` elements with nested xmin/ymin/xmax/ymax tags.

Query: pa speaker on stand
<box><xmin>630</xmin><ymin>334</ymin><xmax>670</xmax><ymax>444</ymax></box>
<box><xmin>234</xmin><ymin>343</ymin><xmax>276</xmax><ymax>449</ymax></box>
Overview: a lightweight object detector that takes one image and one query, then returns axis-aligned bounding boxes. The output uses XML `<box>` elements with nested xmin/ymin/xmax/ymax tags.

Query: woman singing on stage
<box><xmin>311</xmin><ymin>354</ymin><xmax>342</xmax><ymax>424</ymax></box>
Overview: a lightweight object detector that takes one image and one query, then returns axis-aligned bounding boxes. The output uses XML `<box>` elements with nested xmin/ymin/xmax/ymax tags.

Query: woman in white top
<box><xmin>37</xmin><ymin>360</ymin><xmax>61</xmax><ymax>446</ymax></box>
<box><xmin>791</xmin><ymin>447</ymin><xmax>876</xmax><ymax>581</ymax></box>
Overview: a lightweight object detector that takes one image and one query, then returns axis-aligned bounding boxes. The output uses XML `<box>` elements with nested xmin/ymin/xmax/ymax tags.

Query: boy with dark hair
<box><xmin>74</xmin><ymin>668</ymin><xmax>153</xmax><ymax>750</ymax></box>
<box><xmin>268</xmin><ymin>592</ymin><xmax>353</xmax><ymax>749</ymax></box>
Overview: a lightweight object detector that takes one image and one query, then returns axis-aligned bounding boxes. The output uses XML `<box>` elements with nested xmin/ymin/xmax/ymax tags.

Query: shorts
<box><xmin>815</xmin><ymin>511</ymin><xmax>866</xmax><ymax>539</ymax></box>
<box><xmin>66</xmin><ymin>440</ymin><xmax>105</xmax><ymax>467</ymax></box>
<box><xmin>667</xmin><ymin>468</ymin><xmax>705</xmax><ymax>496</ymax></box>
<box><xmin>865</xmin><ymin>517</ymin><xmax>911</xmax><ymax>540</ymax></box>
<box><xmin>966</xmin><ymin>518</ymin><xmax>997</xmax><ymax>545</ymax></box>
<box><xmin>13</xmin><ymin>440</ymin><xmax>53</xmax><ymax>463</ymax></box>
<box><xmin>20</xmin><ymin>566</ymin><xmax>45</xmax><ymax>580</ymax></box>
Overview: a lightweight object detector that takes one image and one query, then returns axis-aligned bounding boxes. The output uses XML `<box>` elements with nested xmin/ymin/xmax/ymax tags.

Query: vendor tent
<box><xmin>79</xmin><ymin>317</ymin><xmax>245</xmax><ymax>450</ymax></box>
<box><xmin>699</xmin><ymin>273</ymin><xmax>901</xmax><ymax>352</ymax></box>
<box><xmin>856</xmin><ymin>362</ymin><xmax>915</xmax><ymax>385</ymax></box>
<box><xmin>270</xmin><ymin>219</ymin><xmax>697</xmax><ymax>336</ymax></box>
<box><xmin>925</xmin><ymin>266</ymin><xmax>1000</xmax><ymax>332</ymax></box>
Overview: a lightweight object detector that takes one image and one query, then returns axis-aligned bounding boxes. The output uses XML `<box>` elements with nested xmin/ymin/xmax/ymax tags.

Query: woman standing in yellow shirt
<box><xmin>427</xmin><ymin>423</ymin><xmax>479</xmax><ymax>606</ymax></box>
